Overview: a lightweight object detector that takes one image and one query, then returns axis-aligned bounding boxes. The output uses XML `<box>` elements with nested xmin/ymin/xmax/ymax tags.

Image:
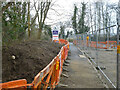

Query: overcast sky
<box><xmin>6</xmin><ymin>0</ymin><xmax>119</xmax><ymax>27</ymax></box>
<box><xmin>45</xmin><ymin>0</ymin><xmax>119</xmax><ymax>25</ymax></box>
<box><xmin>28</xmin><ymin>0</ymin><xmax>119</xmax><ymax>32</ymax></box>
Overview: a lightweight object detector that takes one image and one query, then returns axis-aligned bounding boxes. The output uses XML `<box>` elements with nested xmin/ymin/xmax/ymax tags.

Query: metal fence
<box><xmin>75</xmin><ymin>25</ymin><xmax>118</xmax><ymax>88</ymax></box>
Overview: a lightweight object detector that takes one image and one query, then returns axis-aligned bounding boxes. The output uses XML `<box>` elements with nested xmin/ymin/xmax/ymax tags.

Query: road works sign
<box><xmin>52</xmin><ymin>28</ymin><xmax>59</xmax><ymax>41</ymax></box>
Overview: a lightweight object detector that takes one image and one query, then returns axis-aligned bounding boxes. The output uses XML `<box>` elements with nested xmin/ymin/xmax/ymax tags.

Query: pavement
<box><xmin>60</xmin><ymin>43</ymin><xmax>105</xmax><ymax>88</ymax></box>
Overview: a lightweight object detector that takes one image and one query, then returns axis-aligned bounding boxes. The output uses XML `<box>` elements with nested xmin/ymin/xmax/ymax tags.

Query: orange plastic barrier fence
<box><xmin>0</xmin><ymin>39</ymin><xmax>69</xmax><ymax>90</ymax></box>
<box><xmin>73</xmin><ymin>40</ymin><xmax>77</xmax><ymax>45</ymax></box>
<box><xmin>73</xmin><ymin>40</ymin><xmax>117</xmax><ymax>49</ymax></box>
<box><xmin>0</xmin><ymin>79</ymin><xmax>33</xmax><ymax>89</ymax></box>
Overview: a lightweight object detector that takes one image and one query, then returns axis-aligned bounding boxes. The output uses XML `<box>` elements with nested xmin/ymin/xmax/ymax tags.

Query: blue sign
<box><xmin>53</xmin><ymin>31</ymin><xmax>58</xmax><ymax>35</ymax></box>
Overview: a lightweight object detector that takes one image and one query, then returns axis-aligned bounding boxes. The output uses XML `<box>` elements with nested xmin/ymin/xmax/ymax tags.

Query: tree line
<box><xmin>71</xmin><ymin>1</ymin><xmax>118</xmax><ymax>41</ymax></box>
<box><xmin>2</xmin><ymin>0</ymin><xmax>52</xmax><ymax>44</ymax></box>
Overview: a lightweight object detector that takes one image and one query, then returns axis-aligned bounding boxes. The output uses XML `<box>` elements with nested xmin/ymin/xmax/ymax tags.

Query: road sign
<box><xmin>52</xmin><ymin>28</ymin><xmax>59</xmax><ymax>41</ymax></box>
<box><xmin>53</xmin><ymin>31</ymin><xmax>58</xmax><ymax>35</ymax></box>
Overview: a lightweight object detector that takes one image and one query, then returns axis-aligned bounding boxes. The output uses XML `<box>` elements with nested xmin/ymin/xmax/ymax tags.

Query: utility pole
<box><xmin>117</xmin><ymin>0</ymin><xmax>120</xmax><ymax>89</ymax></box>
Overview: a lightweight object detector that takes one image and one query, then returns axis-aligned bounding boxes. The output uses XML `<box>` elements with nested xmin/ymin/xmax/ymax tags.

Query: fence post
<box><xmin>83</xmin><ymin>34</ymin><xmax>84</xmax><ymax>50</ymax></box>
<box><xmin>96</xmin><ymin>30</ymin><xmax>99</xmax><ymax>67</ymax></box>
<box><xmin>117</xmin><ymin>0</ymin><xmax>120</xmax><ymax>89</ymax></box>
<box><xmin>88</xmin><ymin>31</ymin><xmax>90</xmax><ymax>50</ymax></box>
<box><xmin>0</xmin><ymin>1</ymin><xmax>2</xmax><ymax>84</ymax></box>
<box><xmin>107</xmin><ymin>29</ymin><xmax>109</xmax><ymax>49</ymax></box>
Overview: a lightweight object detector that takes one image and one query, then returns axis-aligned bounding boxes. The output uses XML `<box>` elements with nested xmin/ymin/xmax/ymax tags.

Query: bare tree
<box><xmin>89</xmin><ymin>3</ymin><xmax>93</xmax><ymax>34</ymax></box>
<box><xmin>101</xmin><ymin>2</ymin><xmax>105</xmax><ymax>37</ymax></box>
<box><xmin>94</xmin><ymin>3</ymin><xmax>97</xmax><ymax>32</ymax></box>
<box><xmin>2</xmin><ymin>2</ymin><xmax>13</xmax><ymax>12</ymax></box>
<box><xmin>104</xmin><ymin>4</ymin><xmax>109</xmax><ymax>40</ymax></box>
<box><xmin>34</xmin><ymin>0</ymin><xmax>51</xmax><ymax>39</ymax></box>
<box><xmin>95</xmin><ymin>1</ymin><xmax>101</xmax><ymax>34</ymax></box>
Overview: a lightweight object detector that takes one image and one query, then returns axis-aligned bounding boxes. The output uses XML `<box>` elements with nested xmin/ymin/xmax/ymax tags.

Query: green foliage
<box><xmin>65</xmin><ymin>31</ymin><xmax>69</xmax><ymax>39</ymax></box>
<box><xmin>44</xmin><ymin>25</ymin><xmax>52</xmax><ymax>38</ymax></box>
<box><xmin>72</xmin><ymin>5</ymin><xmax>78</xmax><ymax>34</ymax></box>
<box><xmin>68</xmin><ymin>38</ymin><xmax>73</xmax><ymax>42</ymax></box>
<box><xmin>70</xmin><ymin>31</ymin><xmax>73</xmax><ymax>35</ymax></box>
<box><xmin>59</xmin><ymin>25</ymin><xmax>65</xmax><ymax>39</ymax></box>
<box><xmin>71</xmin><ymin>3</ymin><xmax>90</xmax><ymax>35</ymax></box>
<box><xmin>2</xmin><ymin>2</ymin><xmax>28</xmax><ymax>43</ymax></box>
<box><xmin>78</xmin><ymin>2</ymin><xmax>89</xmax><ymax>34</ymax></box>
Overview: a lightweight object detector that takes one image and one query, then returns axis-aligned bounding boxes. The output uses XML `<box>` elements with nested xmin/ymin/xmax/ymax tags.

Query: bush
<box><xmin>68</xmin><ymin>38</ymin><xmax>74</xmax><ymax>42</ymax></box>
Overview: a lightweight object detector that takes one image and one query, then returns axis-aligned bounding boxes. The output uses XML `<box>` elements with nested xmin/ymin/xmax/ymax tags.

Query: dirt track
<box><xmin>60</xmin><ymin>43</ymin><xmax>104</xmax><ymax>88</ymax></box>
<box><xmin>2</xmin><ymin>40</ymin><xmax>62</xmax><ymax>83</ymax></box>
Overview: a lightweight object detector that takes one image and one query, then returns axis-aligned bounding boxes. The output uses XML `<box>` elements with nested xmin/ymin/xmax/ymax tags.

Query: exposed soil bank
<box><xmin>2</xmin><ymin>40</ymin><xmax>62</xmax><ymax>83</ymax></box>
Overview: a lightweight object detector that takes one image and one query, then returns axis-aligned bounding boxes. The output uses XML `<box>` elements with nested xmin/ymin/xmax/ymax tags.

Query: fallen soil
<box><xmin>2</xmin><ymin>40</ymin><xmax>62</xmax><ymax>83</ymax></box>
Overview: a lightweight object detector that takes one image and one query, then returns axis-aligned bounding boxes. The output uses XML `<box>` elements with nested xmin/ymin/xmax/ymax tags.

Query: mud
<box><xmin>2</xmin><ymin>40</ymin><xmax>62</xmax><ymax>83</ymax></box>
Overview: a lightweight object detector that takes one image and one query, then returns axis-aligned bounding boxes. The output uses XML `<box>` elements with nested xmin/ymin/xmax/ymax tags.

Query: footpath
<box><xmin>60</xmin><ymin>43</ymin><xmax>105</xmax><ymax>88</ymax></box>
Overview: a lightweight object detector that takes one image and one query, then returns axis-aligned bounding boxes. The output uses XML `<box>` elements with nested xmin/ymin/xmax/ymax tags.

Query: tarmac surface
<box><xmin>60</xmin><ymin>43</ymin><xmax>105</xmax><ymax>88</ymax></box>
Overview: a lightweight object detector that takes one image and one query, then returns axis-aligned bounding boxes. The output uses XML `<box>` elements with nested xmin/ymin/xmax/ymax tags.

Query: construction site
<box><xmin>0</xmin><ymin>0</ymin><xmax>120</xmax><ymax>89</ymax></box>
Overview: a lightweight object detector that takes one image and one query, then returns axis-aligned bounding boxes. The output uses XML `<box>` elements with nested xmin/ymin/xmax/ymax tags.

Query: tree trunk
<box><xmin>28</xmin><ymin>2</ymin><xmax>30</xmax><ymax>37</ymax></box>
<box><xmin>38</xmin><ymin>28</ymin><xmax>42</xmax><ymax>39</ymax></box>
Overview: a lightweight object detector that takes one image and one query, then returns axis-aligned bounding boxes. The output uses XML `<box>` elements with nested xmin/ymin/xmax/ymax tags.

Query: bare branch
<box><xmin>2</xmin><ymin>2</ymin><xmax>13</xmax><ymax>12</ymax></box>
